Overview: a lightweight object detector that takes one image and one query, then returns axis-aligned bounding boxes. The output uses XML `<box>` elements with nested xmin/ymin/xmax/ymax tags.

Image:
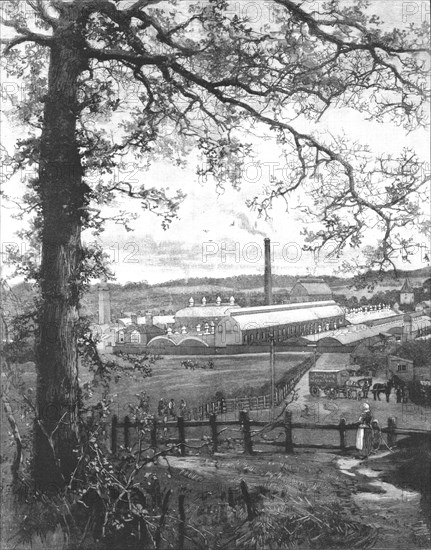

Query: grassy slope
<box><xmin>88</xmin><ymin>352</ymin><xmax>307</xmax><ymax>416</ymax></box>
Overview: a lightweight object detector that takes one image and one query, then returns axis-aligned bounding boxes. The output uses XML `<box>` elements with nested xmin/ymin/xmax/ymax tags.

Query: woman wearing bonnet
<box><xmin>356</xmin><ymin>402</ymin><xmax>373</xmax><ymax>458</ymax></box>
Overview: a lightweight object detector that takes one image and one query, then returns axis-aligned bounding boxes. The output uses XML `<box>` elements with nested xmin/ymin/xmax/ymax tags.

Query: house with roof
<box><xmin>289</xmin><ymin>279</ymin><xmax>332</xmax><ymax>303</ymax></box>
<box><xmin>415</xmin><ymin>301</ymin><xmax>431</xmax><ymax>316</ymax></box>
<box><xmin>400</xmin><ymin>278</ymin><xmax>414</xmax><ymax>305</ymax></box>
<box><xmin>117</xmin><ymin>323</ymin><xmax>164</xmax><ymax>346</ymax></box>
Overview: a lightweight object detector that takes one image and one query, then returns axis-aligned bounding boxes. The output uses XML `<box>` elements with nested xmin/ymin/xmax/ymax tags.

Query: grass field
<box><xmin>89</xmin><ymin>351</ymin><xmax>310</xmax><ymax>417</ymax></box>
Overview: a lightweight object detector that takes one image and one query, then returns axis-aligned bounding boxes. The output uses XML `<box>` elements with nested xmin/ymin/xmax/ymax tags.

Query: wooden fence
<box><xmin>183</xmin><ymin>356</ymin><xmax>314</xmax><ymax>421</ymax></box>
<box><xmin>111</xmin><ymin>412</ymin><xmax>431</xmax><ymax>456</ymax></box>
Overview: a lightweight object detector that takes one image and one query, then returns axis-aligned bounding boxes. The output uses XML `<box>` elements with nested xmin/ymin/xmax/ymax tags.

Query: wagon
<box><xmin>309</xmin><ymin>368</ymin><xmax>351</xmax><ymax>399</ymax></box>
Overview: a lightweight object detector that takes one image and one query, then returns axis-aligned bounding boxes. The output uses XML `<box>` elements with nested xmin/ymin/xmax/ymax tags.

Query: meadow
<box><xmin>88</xmin><ymin>351</ymin><xmax>310</xmax><ymax>417</ymax></box>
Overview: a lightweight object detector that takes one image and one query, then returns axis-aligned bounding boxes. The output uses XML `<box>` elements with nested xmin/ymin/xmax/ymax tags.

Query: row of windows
<box><xmin>242</xmin><ymin>318</ymin><xmax>343</xmax><ymax>344</ymax></box>
<box><xmin>118</xmin><ymin>330</ymin><xmax>141</xmax><ymax>343</ymax></box>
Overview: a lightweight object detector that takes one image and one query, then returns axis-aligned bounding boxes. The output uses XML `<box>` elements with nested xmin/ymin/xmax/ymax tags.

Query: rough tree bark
<box><xmin>34</xmin><ymin>13</ymin><xmax>87</xmax><ymax>492</ymax></box>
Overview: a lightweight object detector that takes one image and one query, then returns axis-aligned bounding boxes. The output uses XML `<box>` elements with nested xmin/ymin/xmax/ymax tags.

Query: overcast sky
<box><xmin>1</xmin><ymin>0</ymin><xmax>429</xmax><ymax>285</ymax></box>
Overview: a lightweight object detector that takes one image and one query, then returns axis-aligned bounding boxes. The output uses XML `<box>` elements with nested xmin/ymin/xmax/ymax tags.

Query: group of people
<box><xmin>157</xmin><ymin>397</ymin><xmax>188</xmax><ymax>420</ymax></box>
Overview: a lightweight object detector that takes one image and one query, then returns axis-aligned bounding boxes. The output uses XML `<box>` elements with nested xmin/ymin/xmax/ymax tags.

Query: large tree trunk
<box><xmin>34</xmin><ymin>18</ymin><xmax>87</xmax><ymax>492</ymax></box>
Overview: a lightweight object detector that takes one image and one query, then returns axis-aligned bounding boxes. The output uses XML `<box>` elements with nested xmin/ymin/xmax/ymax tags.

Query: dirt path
<box><xmin>337</xmin><ymin>452</ymin><xmax>430</xmax><ymax>549</ymax></box>
<box><xmin>153</xmin><ymin>447</ymin><xmax>431</xmax><ymax>549</ymax></box>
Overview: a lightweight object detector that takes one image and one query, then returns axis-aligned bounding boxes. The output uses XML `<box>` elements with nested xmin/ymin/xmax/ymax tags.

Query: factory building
<box><xmin>218</xmin><ymin>301</ymin><xmax>345</xmax><ymax>346</ymax></box>
<box><xmin>289</xmin><ymin>279</ymin><xmax>333</xmax><ymax>303</ymax></box>
<box><xmin>110</xmin><ymin>238</ymin><xmax>430</xmax><ymax>354</ymax></box>
<box><xmin>143</xmin><ymin>298</ymin><xmax>346</xmax><ymax>351</ymax></box>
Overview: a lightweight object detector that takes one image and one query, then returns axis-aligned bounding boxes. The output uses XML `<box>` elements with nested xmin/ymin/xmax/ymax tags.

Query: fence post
<box><xmin>284</xmin><ymin>410</ymin><xmax>294</xmax><ymax>454</ymax></box>
<box><xmin>387</xmin><ymin>417</ymin><xmax>397</xmax><ymax>447</ymax></box>
<box><xmin>111</xmin><ymin>415</ymin><xmax>118</xmax><ymax>454</ymax></box>
<box><xmin>178</xmin><ymin>416</ymin><xmax>186</xmax><ymax>456</ymax></box>
<box><xmin>209</xmin><ymin>413</ymin><xmax>218</xmax><ymax>453</ymax></box>
<box><xmin>178</xmin><ymin>493</ymin><xmax>185</xmax><ymax>550</ymax></box>
<box><xmin>240</xmin><ymin>480</ymin><xmax>256</xmax><ymax>521</ymax></box>
<box><xmin>124</xmin><ymin>415</ymin><xmax>130</xmax><ymax>449</ymax></box>
<box><xmin>239</xmin><ymin>410</ymin><xmax>253</xmax><ymax>455</ymax></box>
<box><xmin>151</xmin><ymin>417</ymin><xmax>158</xmax><ymax>449</ymax></box>
<box><xmin>339</xmin><ymin>418</ymin><xmax>346</xmax><ymax>452</ymax></box>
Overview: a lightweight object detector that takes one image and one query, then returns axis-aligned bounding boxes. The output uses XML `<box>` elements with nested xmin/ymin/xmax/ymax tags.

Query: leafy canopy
<box><xmin>1</xmin><ymin>0</ymin><xmax>430</xmax><ymax>274</ymax></box>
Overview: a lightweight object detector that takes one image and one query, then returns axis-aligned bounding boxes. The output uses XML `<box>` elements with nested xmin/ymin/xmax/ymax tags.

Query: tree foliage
<box><xmin>0</xmin><ymin>0</ymin><xmax>429</xmax><ymax>270</ymax></box>
<box><xmin>394</xmin><ymin>339</ymin><xmax>431</xmax><ymax>367</ymax></box>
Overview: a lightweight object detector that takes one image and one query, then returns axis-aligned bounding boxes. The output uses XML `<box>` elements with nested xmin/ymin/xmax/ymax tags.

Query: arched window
<box><xmin>118</xmin><ymin>331</ymin><xmax>125</xmax><ymax>343</ymax></box>
<box><xmin>130</xmin><ymin>330</ymin><xmax>141</xmax><ymax>343</ymax></box>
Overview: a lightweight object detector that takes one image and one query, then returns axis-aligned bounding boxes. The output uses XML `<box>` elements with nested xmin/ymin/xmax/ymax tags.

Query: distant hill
<box><xmin>5</xmin><ymin>266</ymin><xmax>430</xmax><ymax>322</ymax></box>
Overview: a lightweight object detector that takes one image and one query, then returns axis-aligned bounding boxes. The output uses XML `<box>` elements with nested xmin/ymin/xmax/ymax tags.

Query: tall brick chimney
<box><xmin>264</xmin><ymin>238</ymin><xmax>273</xmax><ymax>306</ymax></box>
<box><xmin>98</xmin><ymin>280</ymin><xmax>111</xmax><ymax>325</ymax></box>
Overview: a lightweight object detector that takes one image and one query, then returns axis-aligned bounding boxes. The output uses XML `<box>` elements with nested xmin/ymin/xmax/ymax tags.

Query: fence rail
<box><xmin>184</xmin><ymin>356</ymin><xmax>314</xmax><ymax>421</ymax></box>
<box><xmin>111</xmin><ymin>412</ymin><xmax>431</xmax><ymax>456</ymax></box>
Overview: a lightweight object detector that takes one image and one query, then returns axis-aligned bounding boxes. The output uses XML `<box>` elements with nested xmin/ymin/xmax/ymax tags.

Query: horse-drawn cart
<box><xmin>309</xmin><ymin>368</ymin><xmax>371</xmax><ymax>399</ymax></box>
<box><xmin>309</xmin><ymin>368</ymin><xmax>350</xmax><ymax>399</ymax></box>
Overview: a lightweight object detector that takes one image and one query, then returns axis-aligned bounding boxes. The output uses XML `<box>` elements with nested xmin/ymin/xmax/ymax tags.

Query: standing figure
<box><xmin>371</xmin><ymin>419</ymin><xmax>382</xmax><ymax>454</ymax></box>
<box><xmin>220</xmin><ymin>396</ymin><xmax>226</xmax><ymax>414</ymax></box>
<box><xmin>385</xmin><ymin>380</ymin><xmax>392</xmax><ymax>403</ymax></box>
<box><xmin>396</xmin><ymin>387</ymin><xmax>402</xmax><ymax>404</ymax></box>
<box><xmin>179</xmin><ymin>398</ymin><xmax>187</xmax><ymax>418</ymax></box>
<box><xmin>362</xmin><ymin>381</ymin><xmax>369</xmax><ymax>399</ymax></box>
<box><xmin>356</xmin><ymin>403</ymin><xmax>373</xmax><ymax>458</ymax></box>
<box><xmin>158</xmin><ymin>398</ymin><xmax>165</xmax><ymax>417</ymax></box>
<box><xmin>162</xmin><ymin>402</ymin><xmax>168</xmax><ymax>439</ymax></box>
<box><xmin>168</xmin><ymin>398</ymin><xmax>176</xmax><ymax>417</ymax></box>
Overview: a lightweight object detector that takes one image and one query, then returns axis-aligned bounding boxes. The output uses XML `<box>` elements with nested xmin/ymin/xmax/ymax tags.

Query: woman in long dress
<box><xmin>356</xmin><ymin>403</ymin><xmax>372</xmax><ymax>458</ymax></box>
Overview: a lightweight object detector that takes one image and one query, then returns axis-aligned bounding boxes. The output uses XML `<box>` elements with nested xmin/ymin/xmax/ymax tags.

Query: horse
<box><xmin>372</xmin><ymin>379</ymin><xmax>393</xmax><ymax>401</ymax></box>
